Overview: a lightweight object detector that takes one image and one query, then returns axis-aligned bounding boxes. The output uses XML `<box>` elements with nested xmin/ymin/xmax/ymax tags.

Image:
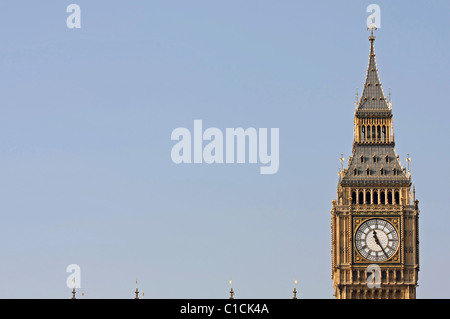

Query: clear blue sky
<box><xmin>0</xmin><ymin>1</ymin><xmax>448</xmax><ymax>298</ymax></box>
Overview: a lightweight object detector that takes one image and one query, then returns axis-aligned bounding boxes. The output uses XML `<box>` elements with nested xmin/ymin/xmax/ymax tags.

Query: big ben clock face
<box><xmin>355</xmin><ymin>218</ymin><xmax>399</xmax><ymax>262</ymax></box>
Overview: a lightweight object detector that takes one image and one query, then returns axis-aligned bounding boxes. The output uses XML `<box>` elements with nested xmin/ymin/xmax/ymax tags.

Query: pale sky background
<box><xmin>0</xmin><ymin>1</ymin><xmax>449</xmax><ymax>299</ymax></box>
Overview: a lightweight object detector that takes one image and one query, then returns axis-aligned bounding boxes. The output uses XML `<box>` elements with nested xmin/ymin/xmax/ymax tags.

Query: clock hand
<box><xmin>372</xmin><ymin>230</ymin><xmax>389</xmax><ymax>258</ymax></box>
<box><xmin>381</xmin><ymin>247</ymin><xmax>389</xmax><ymax>258</ymax></box>
<box><xmin>372</xmin><ymin>230</ymin><xmax>381</xmax><ymax>245</ymax></box>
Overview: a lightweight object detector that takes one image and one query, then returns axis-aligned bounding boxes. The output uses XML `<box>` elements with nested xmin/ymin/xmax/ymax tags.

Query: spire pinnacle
<box><xmin>293</xmin><ymin>279</ymin><xmax>298</xmax><ymax>299</ymax></box>
<box><xmin>367</xmin><ymin>13</ymin><xmax>377</xmax><ymax>41</ymax></box>
<box><xmin>357</xmin><ymin>21</ymin><xmax>389</xmax><ymax>112</ymax></box>
<box><xmin>71</xmin><ymin>278</ymin><xmax>76</xmax><ymax>299</ymax></box>
<box><xmin>406</xmin><ymin>154</ymin><xmax>411</xmax><ymax>173</ymax></box>
<box><xmin>229</xmin><ymin>279</ymin><xmax>234</xmax><ymax>299</ymax></box>
<box><xmin>135</xmin><ymin>278</ymin><xmax>139</xmax><ymax>299</ymax></box>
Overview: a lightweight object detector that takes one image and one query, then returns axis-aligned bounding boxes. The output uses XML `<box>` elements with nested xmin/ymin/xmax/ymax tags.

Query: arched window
<box><xmin>372</xmin><ymin>126</ymin><xmax>376</xmax><ymax>139</ymax></box>
<box><xmin>380</xmin><ymin>191</ymin><xmax>386</xmax><ymax>204</ymax></box>
<box><xmin>396</xmin><ymin>270</ymin><xmax>402</xmax><ymax>282</ymax></box>
<box><xmin>359</xmin><ymin>191</ymin><xmax>364</xmax><ymax>204</ymax></box>
<box><xmin>366</xmin><ymin>191</ymin><xmax>371</xmax><ymax>204</ymax></box>
<box><xmin>373</xmin><ymin>155</ymin><xmax>377</xmax><ymax>163</ymax></box>
<box><xmin>366</xmin><ymin>168</ymin><xmax>370</xmax><ymax>176</ymax></box>
<box><xmin>362</xmin><ymin>126</ymin><xmax>366</xmax><ymax>140</ymax></box>
<box><xmin>360</xmin><ymin>155</ymin><xmax>364</xmax><ymax>163</ymax></box>
<box><xmin>393</xmin><ymin>168</ymin><xmax>397</xmax><ymax>175</ymax></box>
<box><xmin>395</xmin><ymin>191</ymin><xmax>400</xmax><ymax>205</ymax></box>
<box><xmin>352</xmin><ymin>191</ymin><xmax>357</xmax><ymax>204</ymax></box>
<box><xmin>385</xmin><ymin>155</ymin><xmax>389</xmax><ymax>163</ymax></box>
<box><xmin>373</xmin><ymin>190</ymin><xmax>378</xmax><ymax>204</ymax></box>
<box><xmin>388</xmin><ymin>191</ymin><xmax>393</xmax><ymax>205</ymax></box>
<box><xmin>380</xmin><ymin>168</ymin><xmax>384</xmax><ymax>175</ymax></box>
<box><xmin>367</xmin><ymin>125</ymin><xmax>371</xmax><ymax>139</ymax></box>
<box><xmin>354</xmin><ymin>168</ymin><xmax>358</xmax><ymax>176</ymax></box>
<box><xmin>377</xmin><ymin>125</ymin><xmax>381</xmax><ymax>139</ymax></box>
<box><xmin>382</xmin><ymin>126</ymin><xmax>386</xmax><ymax>141</ymax></box>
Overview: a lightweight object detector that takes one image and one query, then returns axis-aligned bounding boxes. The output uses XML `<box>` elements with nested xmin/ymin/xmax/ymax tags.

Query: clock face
<box><xmin>355</xmin><ymin>218</ymin><xmax>399</xmax><ymax>262</ymax></box>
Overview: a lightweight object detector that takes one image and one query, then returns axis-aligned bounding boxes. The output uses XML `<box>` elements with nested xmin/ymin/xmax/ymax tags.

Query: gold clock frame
<box><xmin>353</xmin><ymin>216</ymin><xmax>401</xmax><ymax>264</ymax></box>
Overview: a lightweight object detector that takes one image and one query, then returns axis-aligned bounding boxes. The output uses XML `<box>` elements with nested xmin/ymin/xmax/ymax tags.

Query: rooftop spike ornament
<box><xmin>338</xmin><ymin>153</ymin><xmax>345</xmax><ymax>181</ymax></box>
<box><xmin>71</xmin><ymin>278</ymin><xmax>76</xmax><ymax>299</ymax></box>
<box><xmin>229</xmin><ymin>279</ymin><xmax>234</xmax><ymax>299</ymax></box>
<box><xmin>367</xmin><ymin>13</ymin><xmax>377</xmax><ymax>39</ymax></box>
<box><xmin>135</xmin><ymin>278</ymin><xmax>139</xmax><ymax>299</ymax></box>
<box><xmin>406</xmin><ymin>153</ymin><xmax>411</xmax><ymax>172</ymax></box>
<box><xmin>293</xmin><ymin>279</ymin><xmax>298</xmax><ymax>299</ymax></box>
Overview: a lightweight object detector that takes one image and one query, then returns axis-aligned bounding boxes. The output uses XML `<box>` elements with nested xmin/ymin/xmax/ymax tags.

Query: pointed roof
<box><xmin>357</xmin><ymin>33</ymin><xmax>390</xmax><ymax>111</ymax></box>
<box><xmin>340</xmin><ymin>144</ymin><xmax>410</xmax><ymax>186</ymax></box>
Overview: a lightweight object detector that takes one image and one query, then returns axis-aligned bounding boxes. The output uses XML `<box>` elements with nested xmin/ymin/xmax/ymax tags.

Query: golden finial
<box><xmin>338</xmin><ymin>153</ymin><xmax>345</xmax><ymax>179</ymax></box>
<box><xmin>293</xmin><ymin>279</ymin><xmax>298</xmax><ymax>299</ymax></box>
<box><xmin>229</xmin><ymin>279</ymin><xmax>234</xmax><ymax>299</ymax></box>
<box><xmin>135</xmin><ymin>278</ymin><xmax>139</xmax><ymax>299</ymax></box>
<box><xmin>406</xmin><ymin>153</ymin><xmax>411</xmax><ymax>172</ymax></box>
<box><xmin>367</xmin><ymin>13</ymin><xmax>377</xmax><ymax>40</ymax></box>
<box><xmin>71</xmin><ymin>278</ymin><xmax>76</xmax><ymax>299</ymax></box>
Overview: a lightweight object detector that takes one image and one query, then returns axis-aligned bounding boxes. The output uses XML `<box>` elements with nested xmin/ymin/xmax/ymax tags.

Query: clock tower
<box><xmin>330</xmin><ymin>27</ymin><xmax>420</xmax><ymax>299</ymax></box>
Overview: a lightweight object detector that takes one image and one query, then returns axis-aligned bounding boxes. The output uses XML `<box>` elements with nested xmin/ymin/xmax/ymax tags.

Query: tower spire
<box><xmin>357</xmin><ymin>14</ymin><xmax>389</xmax><ymax>112</ymax></box>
